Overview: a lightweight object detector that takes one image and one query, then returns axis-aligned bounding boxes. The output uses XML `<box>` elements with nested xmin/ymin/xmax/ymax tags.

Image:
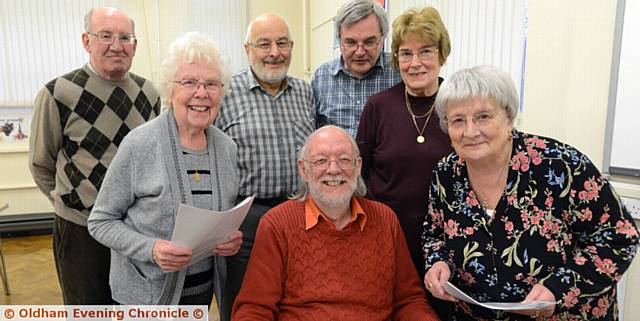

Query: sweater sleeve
<box><xmin>356</xmin><ymin>97</ymin><xmax>377</xmax><ymax>181</ymax></box>
<box><xmin>232</xmin><ymin>216</ymin><xmax>287</xmax><ymax>321</ymax></box>
<box><xmin>29</xmin><ymin>87</ymin><xmax>63</xmax><ymax>203</ymax></box>
<box><xmin>87</xmin><ymin>135</ymin><xmax>157</xmax><ymax>263</ymax></box>
<box><xmin>391</xmin><ymin>215</ymin><xmax>441</xmax><ymax>321</ymax></box>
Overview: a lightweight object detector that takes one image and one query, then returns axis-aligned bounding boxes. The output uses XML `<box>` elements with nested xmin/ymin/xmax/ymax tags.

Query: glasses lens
<box><xmin>118</xmin><ymin>35</ymin><xmax>134</xmax><ymax>44</ymax></box>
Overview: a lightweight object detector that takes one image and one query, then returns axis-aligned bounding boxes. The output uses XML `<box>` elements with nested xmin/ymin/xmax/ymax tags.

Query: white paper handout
<box><xmin>170</xmin><ymin>195</ymin><xmax>255</xmax><ymax>268</ymax></box>
<box><xmin>443</xmin><ymin>282</ymin><xmax>554</xmax><ymax>311</ymax></box>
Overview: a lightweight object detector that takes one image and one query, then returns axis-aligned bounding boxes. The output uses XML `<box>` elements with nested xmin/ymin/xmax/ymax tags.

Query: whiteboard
<box><xmin>605</xmin><ymin>0</ymin><xmax>640</xmax><ymax>177</ymax></box>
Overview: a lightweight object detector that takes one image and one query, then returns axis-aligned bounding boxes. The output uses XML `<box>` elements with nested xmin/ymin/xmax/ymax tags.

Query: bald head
<box><xmin>85</xmin><ymin>7</ymin><xmax>135</xmax><ymax>33</ymax></box>
<box><xmin>302</xmin><ymin>125</ymin><xmax>359</xmax><ymax>160</ymax></box>
<box><xmin>245</xmin><ymin>14</ymin><xmax>291</xmax><ymax>43</ymax></box>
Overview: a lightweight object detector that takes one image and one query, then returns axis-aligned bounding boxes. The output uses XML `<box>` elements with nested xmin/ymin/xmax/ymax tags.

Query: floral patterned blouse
<box><xmin>422</xmin><ymin>130</ymin><xmax>639</xmax><ymax>321</ymax></box>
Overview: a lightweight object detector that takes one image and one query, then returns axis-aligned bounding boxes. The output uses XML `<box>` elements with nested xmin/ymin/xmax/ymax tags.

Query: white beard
<box><xmin>307</xmin><ymin>175</ymin><xmax>357</xmax><ymax>212</ymax></box>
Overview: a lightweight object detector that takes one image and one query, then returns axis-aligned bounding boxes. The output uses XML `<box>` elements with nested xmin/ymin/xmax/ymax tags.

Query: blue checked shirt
<box><xmin>215</xmin><ymin>68</ymin><xmax>315</xmax><ymax>199</ymax></box>
<box><xmin>311</xmin><ymin>53</ymin><xmax>401</xmax><ymax>137</ymax></box>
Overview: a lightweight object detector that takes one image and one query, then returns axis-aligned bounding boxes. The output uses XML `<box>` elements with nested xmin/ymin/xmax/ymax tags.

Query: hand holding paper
<box><xmin>213</xmin><ymin>230</ymin><xmax>243</xmax><ymax>256</ymax></box>
<box><xmin>513</xmin><ymin>283</ymin><xmax>556</xmax><ymax>318</ymax></box>
<box><xmin>424</xmin><ymin>261</ymin><xmax>458</xmax><ymax>302</ymax></box>
<box><xmin>443</xmin><ymin>282</ymin><xmax>555</xmax><ymax>311</ymax></box>
<box><xmin>152</xmin><ymin>239</ymin><xmax>192</xmax><ymax>272</ymax></box>
<box><xmin>170</xmin><ymin>195</ymin><xmax>254</xmax><ymax>269</ymax></box>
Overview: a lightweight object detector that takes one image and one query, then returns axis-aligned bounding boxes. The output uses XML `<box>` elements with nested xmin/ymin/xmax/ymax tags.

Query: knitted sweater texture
<box><xmin>232</xmin><ymin>198</ymin><xmax>439</xmax><ymax>321</ymax></box>
<box><xmin>29</xmin><ymin>64</ymin><xmax>161</xmax><ymax>225</ymax></box>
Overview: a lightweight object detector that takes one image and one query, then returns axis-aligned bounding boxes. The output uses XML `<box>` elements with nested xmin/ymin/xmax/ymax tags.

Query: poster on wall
<box><xmin>0</xmin><ymin>114</ymin><xmax>29</xmax><ymax>144</ymax></box>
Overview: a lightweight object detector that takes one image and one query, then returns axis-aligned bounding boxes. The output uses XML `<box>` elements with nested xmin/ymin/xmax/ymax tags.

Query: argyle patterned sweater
<box><xmin>232</xmin><ymin>198</ymin><xmax>439</xmax><ymax>321</ymax></box>
<box><xmin>29</xmin><ymin>64</ymin><xmax>161</xmax><ymax>226</ymax></box>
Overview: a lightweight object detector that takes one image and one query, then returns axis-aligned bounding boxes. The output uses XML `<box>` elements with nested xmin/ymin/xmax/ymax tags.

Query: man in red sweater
<box><xmin>232</xmin><ymin>125</ymin><xmax>440</xmax><ymax>321</ymax></box>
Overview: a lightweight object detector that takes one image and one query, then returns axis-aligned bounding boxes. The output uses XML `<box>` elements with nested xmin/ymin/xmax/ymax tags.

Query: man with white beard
<box><xmin>215</xmin><ymin>14</ymin><xmax>315</xmax><ymax>320</ymax></box>
<box><xmin>231</xmin><ymin>126</ymin><xmax>439</xmax><ymax>321</ymax></box>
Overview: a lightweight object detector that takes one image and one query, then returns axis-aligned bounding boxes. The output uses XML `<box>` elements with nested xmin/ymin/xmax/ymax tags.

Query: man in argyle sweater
<box><xmin>29</xmin><ymin>7</ymin><xmax>160</xmax><ymax>304</ymax></box>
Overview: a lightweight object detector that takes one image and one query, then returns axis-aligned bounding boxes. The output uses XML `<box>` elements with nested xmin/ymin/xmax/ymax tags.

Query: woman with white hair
<box><xmin>88</xmin><ymin>32</ymin><xmax>241</xmax><ymax>318</ymax></box>
<box><xmin>422</xmin><ymin>65</ymin><xmax>638</xmax><ymax>320</ymax></box>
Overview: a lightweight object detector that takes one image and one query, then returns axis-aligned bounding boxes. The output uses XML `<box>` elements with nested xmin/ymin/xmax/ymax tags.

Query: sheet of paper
<box><xmin>171</xmin><ymin>195</ymin><xmax>255</xmax><ymax>268</ymax></box>
<box><xmin>443</xmin><ymin>282</ymin><xmax>553</xmax><ymax>311</ymax></box>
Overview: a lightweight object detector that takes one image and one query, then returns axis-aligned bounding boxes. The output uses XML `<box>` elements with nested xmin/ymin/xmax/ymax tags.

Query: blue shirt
<box><xmin>311</xmin><ymin>53</ymin><xmax>401</xmax><ymax>137</ymax></box>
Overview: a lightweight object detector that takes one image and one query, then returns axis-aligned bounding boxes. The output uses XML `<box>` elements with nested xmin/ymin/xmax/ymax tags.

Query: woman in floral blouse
<box><xmin>422</xmin><ymin>65</ymin><xmax>639</xmax><ymax>321</ymax></box>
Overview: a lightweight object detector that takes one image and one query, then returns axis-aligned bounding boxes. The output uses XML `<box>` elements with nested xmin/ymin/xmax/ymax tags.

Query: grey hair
<box><xmin>335</xmin><ymin>0</ymin><xmax>389</xmax><ymax>39</ymax></box>
<box><xmin>84</xmin><ymin>8</ymin><xmax>135</xmax><ymax>34</ymax></box>
<box><xmin>434</xmin><ymin>65</ymin><xmax>519</xmax><ymax>132</ymax></box>
<box><xmin>244</xmin><ymin>14</ymin><xmax>293</xmax><ymax>43</ymax></box>
<box><xmin>290</xmin><ymin>125</ymin><xmax>367</xmax><ymax>202</ymax></box>
<box><xmin>156</xmin><ymin>32</ymin><xmax>232</xmax><ymax>100</ymax></box>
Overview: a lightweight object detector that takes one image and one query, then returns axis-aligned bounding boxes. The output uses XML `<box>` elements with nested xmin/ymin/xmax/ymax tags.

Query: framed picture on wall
<box><xmin>0</xmin><ymin>110</ymin><xmax>30</xmax><ymax>144</ymax></box>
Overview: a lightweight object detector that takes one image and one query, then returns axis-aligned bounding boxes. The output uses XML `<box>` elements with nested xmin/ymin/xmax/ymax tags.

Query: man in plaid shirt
<box><xmin>215</xmin><ymin>14</ymin><xmax>315</xmax><ymax>320</ymax></box>
<box><xmin>312</xmin><ymin>0</ymin><xmax>400</xmax><ymax>137</ymax></box>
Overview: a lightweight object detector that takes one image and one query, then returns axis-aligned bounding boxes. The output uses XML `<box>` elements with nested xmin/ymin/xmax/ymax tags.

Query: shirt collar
<box><xmin>304</xmin><ymin>196</ymin><xmax>367</xmax><ymax>231</ymax></box>
<box><xmin>330</xmin><ymin>52</ymin><xmax>390</xmax><ymax>77</ymax></box>
<box><xmin>246</xmin><ymin>66</ymin><xmax>290</xmax><ymax>93</ymax></box>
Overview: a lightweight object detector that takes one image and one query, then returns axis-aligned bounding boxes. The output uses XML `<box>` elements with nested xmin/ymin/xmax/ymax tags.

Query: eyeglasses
<box><xmin>341</xmin><ymin>37</ymin><xmax>380</xmax><ymax>51</ymax></box>
<box><xmin>396</xmin><ymin>47</ymin><xmax>439</xmax><ymax>62</ymax></box>
<box><xmin>446</xmin><ymin>111</ymin><xmax>497</xmax><ymax>129</ymax></box>
<box><xmin>246</xmin><ymin>39</ymin><xmax>293</xmax><ymax>52</ymax></box>
<box><xmin>88</xmin><ymin>31</ymin><xmax>136</xmax><ymax>45</ymax></box>
<box><xmin>173</xmin><ymin>79</ymin><xmax>224</xmax><ymax>94</ymax></box>
<box><xmin>304</xmin><ymin>157</ymin><xmax>357</xmax><ymax>171</ymax></box>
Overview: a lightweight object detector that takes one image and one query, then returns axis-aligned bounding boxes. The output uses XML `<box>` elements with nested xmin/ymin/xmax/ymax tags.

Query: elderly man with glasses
<box><xmin>311</xmin><ymin>0</ymin><xmax>401</xmax><ymax>137</ymax></box>
<box><xmin>232</xmin><ymin>125</ymin><xmax>440</xmax><ymax>321</ymax></box>
<box><xmin>215</xmin><ymin>14</ymin><xmax>315</xmax><ymax>320</ymax></box>
<box><xmin>29</xmin><ymin>7</ymin><xmax>160</xmax><ymax>304</ymax></box>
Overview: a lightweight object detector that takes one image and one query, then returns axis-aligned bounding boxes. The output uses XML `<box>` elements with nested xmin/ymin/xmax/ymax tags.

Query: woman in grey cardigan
<box><xmin>88</xmin><ymin>32</ymin><xmax>241</xmax><ymax>319</ymax></box>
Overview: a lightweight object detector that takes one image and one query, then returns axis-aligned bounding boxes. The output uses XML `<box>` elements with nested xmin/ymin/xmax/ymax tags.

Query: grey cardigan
<box><xmin>88</xmin><ymin>109</ymin><xmax>239</xmax><ymax>313</ymax></box>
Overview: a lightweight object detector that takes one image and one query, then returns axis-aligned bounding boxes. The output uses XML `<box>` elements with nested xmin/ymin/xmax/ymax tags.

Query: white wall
<box><xmin>1</xmin><ymin>2</ymin><xmax>639</xmax><ymax>315</ymax></box>
<box><xmin>520</xmin><ymin>1</ymin><xmax>613</xmax><ymax>170</ymax></box>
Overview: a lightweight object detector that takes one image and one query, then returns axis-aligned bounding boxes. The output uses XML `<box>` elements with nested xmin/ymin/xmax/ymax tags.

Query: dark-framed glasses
<box><xmin>304</xmin><ymin>157</ymin><xmax>357</xmax><ymax>171</ymax></box>
<box><xmin>88</xmin><ymin>31</ymin><xmax>136</xmax><ymax>45</ymax></box>
<box><xmin>173</xmin><ymin>79</ymin><xmax>224</xmax><ymax>94</ymax></box>
<box><xmin>341</xmin><ymin>37</ymin><xmax>380</xmax><ymax>51</ymax></box>
<box><xmin>396</xmin><ymin>47</ymin><xmax>439</xmax><ymax>62</ymax></box>
<box><xmin>247</xmin><ymin>39</ymin><xmax>293</xmax><ymax>52</ymax></box>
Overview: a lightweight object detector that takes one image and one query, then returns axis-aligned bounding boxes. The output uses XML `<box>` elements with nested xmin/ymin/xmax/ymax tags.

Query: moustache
<box><xmin>263</xmin><ymin>57</ymin><xmax>285</xmax><ymax>64</ymax></box>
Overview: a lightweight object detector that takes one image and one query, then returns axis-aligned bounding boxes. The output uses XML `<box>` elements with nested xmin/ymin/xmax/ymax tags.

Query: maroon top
<box><xmin>356</xmin><ymin>81</ymin><xmax>453</xmax><ymax>277</ymax></box>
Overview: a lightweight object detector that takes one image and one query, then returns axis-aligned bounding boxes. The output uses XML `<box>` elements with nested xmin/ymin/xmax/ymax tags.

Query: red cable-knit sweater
<box><xmin>232</xmin><ymin>197</ymin><xmax>440</xmax><ymax>321</ymax></box>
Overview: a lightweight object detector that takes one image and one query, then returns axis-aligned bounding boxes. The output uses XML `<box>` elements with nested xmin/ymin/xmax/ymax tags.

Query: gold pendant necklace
<box><xmin>405</xmin><ymin>89</ymin><xmax>434</xmax><ymax>144</ymax></box>
<box><xmin>193</xmin><ymin>170</ymin><xmax>201</xmax><ymax>182</ymax></box>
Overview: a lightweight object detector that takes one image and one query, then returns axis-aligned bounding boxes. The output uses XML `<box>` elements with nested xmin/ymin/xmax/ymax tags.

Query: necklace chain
<box><xmin>470</xmin><ymin>153</ymin><xmax>512</xmax><ymax>209</ymax></box>
<box><xmin>405</xmin><ymin>89</ymin><xmax>434</xmax><ymax>143</ymax></box>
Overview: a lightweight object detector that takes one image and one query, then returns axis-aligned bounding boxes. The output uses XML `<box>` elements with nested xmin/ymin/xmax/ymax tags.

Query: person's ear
<box><xmin>297</xmin><ymin>159</ymin><xmax>308</xmax><ymax>181</ymax></box>
<box><xmin>131</xmin><ymin>38</ymin><xmax>138</xmax><ymax>56</ymax></box>
<box><xmin>82</xmin><ymin>32</ymin><xmax>91</xmax><ymax>53</ymax></box>
<box><xmin>244</xmin><ymin>43</ymin><xmax>250</xmax><ymax>56</ymax></box>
